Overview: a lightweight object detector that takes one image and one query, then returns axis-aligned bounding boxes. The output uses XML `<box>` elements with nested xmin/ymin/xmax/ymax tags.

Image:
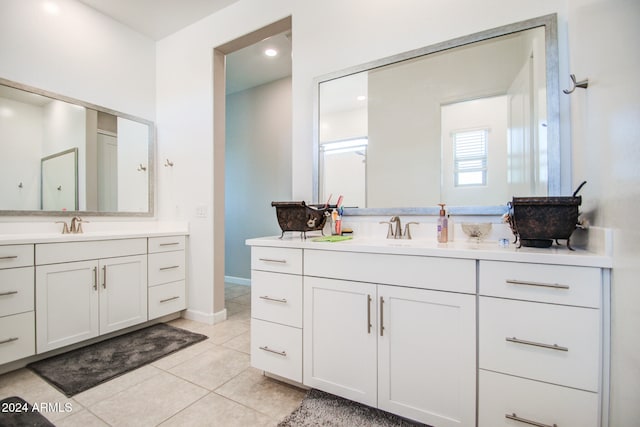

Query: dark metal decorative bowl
<box><xmin>507</xmin><ymin>181</ymin><xmax>586</xmax><ymax>250</ymax></box>
<box><xmin>271</xmin><ymin>201</ymin><xmax>331</xmax><ymax>238</ymax></box>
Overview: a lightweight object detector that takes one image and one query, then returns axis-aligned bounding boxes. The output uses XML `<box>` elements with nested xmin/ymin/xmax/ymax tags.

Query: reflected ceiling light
<box><xmin>356</xmin><ymin>95</ymin><xmax>367</xmax><ymax>101</ymax></box>
<box><xmin>264</xmin><ymin>48</ymin><xmax>278</xmax><ymax>57</ymax></box>
<box><xmin>43</xmin><ymin>1</ymin><xmax>60</xmax><ymax>15</ymax></box>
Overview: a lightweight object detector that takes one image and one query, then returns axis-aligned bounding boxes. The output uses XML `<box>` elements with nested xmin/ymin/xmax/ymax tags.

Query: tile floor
<box><xmin>0</xmin><ymin>283</ymin><xmax>306</xmax><ymax>426</ymax></box>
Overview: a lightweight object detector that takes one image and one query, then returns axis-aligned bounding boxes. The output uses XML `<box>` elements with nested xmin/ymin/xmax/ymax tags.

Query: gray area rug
<box><xmin>278</xmin><ymin>389</ymin><xmax>427</xmax><ymax>426</ymax></box>
<box><xmin>0</xmin><ymin>396</ymin><xmax>56</xmax><ymax>427</ymax></box>
<box><xmin>28</xmin><ymin>323</ymin><xmax>207</xmax><ymax>397</ymax></box>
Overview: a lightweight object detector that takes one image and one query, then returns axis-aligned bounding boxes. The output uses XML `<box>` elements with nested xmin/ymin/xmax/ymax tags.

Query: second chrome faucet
<box><xmin>380</xmin><ymin>216</ymin><xmax>418</xmax><ymax>239</ymax></box>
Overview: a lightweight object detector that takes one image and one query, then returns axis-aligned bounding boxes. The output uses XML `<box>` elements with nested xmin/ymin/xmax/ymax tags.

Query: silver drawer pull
<box><xmin>506</xmin><ymin>337</ymin><xmax>568</xmax><ymax>352</ymax></box>
<box><xmin>506</xmin><ymin>412</ymin><xmax>558</xmax><ymax>427</ymax></box>
<box><xmin>0</xmin><ymin>337</ymin><xmax>19</xmax><ymax>345</ymax></box>
<box><xmin>159</xmin><ymin>242</ymin><xmax>180</xmax><ymax>246</ymax></box>
<box><xmin>160</xmin><ymin>296</ymin><xmax>180</xmax><ymax>303</ymax></box>
<box><xmin>259</xmin><ymin>295</ymin><xmax>287</xmax><ymax>303</ymax></box>
<box><xmin>259</xmin><ymin>346</ymin><xmax>287</xmax><ymax>357</ymax></box>
<box><xmin>0</xmin><ymin>291</ymin><xmax>18</xmax><ymax>296</ymax></box>
<box><xmin>506</xmin><ymin>279</ymin><xmax>570</xmax><ymax>290</ymax></box>
<box><xmin>160</xmin><ymin>265</ymin><xmax>181</xmax><ymax>271</ymax></box>
<box><xmin>258</xmin><ymin>258</ymin><xmax>287</xmax><ymax>264</ymax></box>
<box><xmin>0</xmin><ymin>256</ymin><xmax>18</xmax><ymax>260</ymax></box>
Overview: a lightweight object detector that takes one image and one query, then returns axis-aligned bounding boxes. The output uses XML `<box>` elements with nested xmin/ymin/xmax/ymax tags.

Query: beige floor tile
<box><xmin>225</xmin><ymin>300</ymin><xmax>250</xmax><ymax>318</ymax></box>
<box><xmin>151</xmin><ymin>340</ymin><xmax>216</xmax><ymax>371</ymax></box>
<box><xmin>159</xmin><ymin>392</ymin><xmax>274</xmax><ymax>427</ymax></box>
<box><xmin>225</xmin><ymin>284</ymin><xmax>251</xmax><ymax>300</ymax></box>
<box><xmin>216</xmin><ymin>367</ymin><xmax>306</xmax><ymax>421</ymax></box>
<box><xmin>197</xmin><ymin>319</ymin><xmax>250</xmax><ymax>345</ymax></box>
<box><xmin>169</xmin><ymin>345</ymin><xmax>250</xmax><ymax>391</ymax></box>
<box><xmin>222</xmin><ymin>330</ymin><xmax>250</xmax><ymax>354</ymax></box>
<box><xmin>0</xmin><ymin>368</ymin><xmax>79</xmax><ymax>422</ymax></box>
<box><xmin>73</xmin><ymin>364</ymin><xmax>162</xmax><ymax>407</ymax></box>
<box><xmin>54</xmin><ymin>408</ymin><xmax>110</xmax><ymax>427</ymax></box>
<box><xmin>227</xmin><ymin>306</ymin><xmax>251</xmax><ymax>322</ymax></box>
<box><xmin>88</xmin><ymin>371</ymin><xmax>208</xmax><ymax>427</ymax></box>
<box><xmin>229</xmin><ymin>293</ymin><xmax>251</xmax><ymax>306</ymax></box>
<box><xmin>168</xmin><ymin>318</ymin><xmax>211</xmax><ymax>333</ymax></box>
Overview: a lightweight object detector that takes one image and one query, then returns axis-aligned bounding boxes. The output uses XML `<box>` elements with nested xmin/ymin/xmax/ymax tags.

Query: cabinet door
<box><xmin>99</xmin><ymin>255</ymin><xmax>148</xmax><ymax>334</ymax></box>
<box><xmin>378</xmin><ymin>285</ymin><xmax>476</xmax><ymax>427</ymax></box>
<box><xmin>36</xmin><ymin>260</ymin><xmax>100</xmax><ymax>353</ymax></box>
<box><xmin>303</xmin><ymin>277</ymin><xmax>378</xmax><ymax>407</ymax></box>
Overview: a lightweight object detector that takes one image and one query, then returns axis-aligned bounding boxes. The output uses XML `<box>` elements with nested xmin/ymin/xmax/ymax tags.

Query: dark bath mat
<box><xmin>278</xmin><ymin>389</ymin><xmax>427</xmax><ymax>426</ymax></box>
<box><xmin>0</xmin><ymin>396</ymin><xmax>56</xmax><ymax>427</ymax></box>
<box><xmin>28</xmin><ymin>323</ymin><xmax>207</xmax><ymax>397</ymax></box>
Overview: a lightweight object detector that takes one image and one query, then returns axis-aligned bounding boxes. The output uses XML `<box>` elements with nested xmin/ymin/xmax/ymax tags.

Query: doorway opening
<box><xmin>212</xmin><ymin>17</ymin><xmax>292</xmax><ymax>318</ymax></box>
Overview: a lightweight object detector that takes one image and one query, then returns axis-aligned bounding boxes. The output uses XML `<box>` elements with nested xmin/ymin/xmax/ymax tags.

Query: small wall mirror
<box><xmin>0</xmin><ymin>78</ymin><xmax>154</xmax><ymax>216</ymax></box>
<box><xmin>315</xmin><ymin>14</ymin><xmax>559</xmax><ymax>214</ymax></box>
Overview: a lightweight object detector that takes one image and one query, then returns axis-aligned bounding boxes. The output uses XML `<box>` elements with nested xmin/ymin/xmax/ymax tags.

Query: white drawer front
<box><xmin>305</xmin><ymin>249</ymin><xmax>475</xmax><ymax>293</ymax></box>
<box><xmin>0</xmin><ymin>311</ymin><xmax>35</xmax><ymax>365</ymax></box>
<box><xmin>251</xmin><ymin>319</ymin><xmax>302</xmax><ymax>382</ymax></box>
<box><xmin>148</xmin><ymin>236</ymin><xmax>186</xmax><ymax>253</ymax></box>
<box><xmin>479</xmin><ymin>260</ymin><xmax>601</xmax><ymax>308</ymax></box>
<box><xmin>0</xmin><ymin>245</ymin><xmax>34</xmax><ymax>269</ymax></box>
<box><xmin>251</xmin><ymin>270</ymin><xmax>302</xmax><ymax>328</ymax></box>
<box><xmin>0</xmin><ymin>267</ymin><xmax>34</xmax><ymax>316</ymax></box>
<box><xmin>479</xmin><ymin>370</ymin><xmax>599</xmax><ymax>427</ymax></box>
<box><xmin>479</xmin><ymin>297</ymin><xmax>600</xmax><ymax>391</ymax></box>
<box><xmin>148</xmin><ymin>281</ymin><xmax>186</xmax><ymax>320</ymax></box>
<box><xmin>148</xmin><ymin>251</ymin><xmax>185</xmax><ymax>287</ymax></box>
<box><xmin>36</xmin><ymin>239</ymin><xmax>147</xmax><ymax>265</ymax></box>
<box><xmin>251</xmin><ymin>247</ymin><xmax>302</xmax><ymax>275</ymax></box>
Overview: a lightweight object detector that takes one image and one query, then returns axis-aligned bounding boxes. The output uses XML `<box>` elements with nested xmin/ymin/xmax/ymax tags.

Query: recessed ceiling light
<box><xmin>43</xmin><ymin>1</ymin><xmax>60</xmax><ymax>15</ymax></box>
<box><xmin>264</xmin><ymin>48</ymin><xmax>278</xmax><ymax>57</ymax></box>
<box><xmin>357</xmin><ymin>95</ymin><xmax>367</xmax><ymax>101</ymax></box>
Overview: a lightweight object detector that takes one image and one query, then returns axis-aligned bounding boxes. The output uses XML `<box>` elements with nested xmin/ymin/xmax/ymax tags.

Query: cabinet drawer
<box><xmin>305</xmin><ymin>250</ymin><xmax>475</xmax><ymax>293</ymax></box>
<box><xmin>148</xmin><ymin>281</ymin><xmax>186</xmax><ymax>320</ymax></box>
<box><xmin>251</xmin><ymin>247</ymin><xmax>302</xmax><ymax>275</ymax></box>
<box><xmin>479</xmin><ymin>370</ymin><xmax>599</xmax><ymax>427</ymax></box>
<box><xmin>479</xmin><ymin>260</ymin><xmax>601</xmax><ymax>308</ymax></box>
<box><xmin>251</xmin><ymin>270</ymin><xmax>302</xmax><ymax>328</ymax></box>
<box><xmin>0</xmin><ymin>311</ymin><xmax>35</xmax><ymax>365</ymax></box>
<box><xmin>148</xmin><ymin>236</ymin><xmax>186</xmax><ymax>253</ymax></box>
<box><xmin>0</xmin><ymin>245</ymin><xmax>34</xmax><ymax>269</ymax></box>
<box><xmin>251</xmin><ymin>319</ymin><xmax>302</xmax><ymax>383</ymax></box>
<box><xmin>0</xmin><ymin>267</ymin><xmax>34</xmax><ymax>316</ymax></box>
<box><xmin>36</xmin><ymin>239</ymin><xmax>147</xmax><ymax>265</ymax></box>
<box><xmin>479</xmin><ymin>296</ymin><xmax>600</xmax><ymax>391</ymax></box>
<box><xmin>148</xmin><ymin>251</ymin><xmax>185</xmax><ymax>286</ymax></box>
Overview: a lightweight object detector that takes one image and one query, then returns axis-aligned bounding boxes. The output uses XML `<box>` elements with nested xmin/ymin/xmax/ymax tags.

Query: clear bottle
<box><xmin>437</xmin><ymin>203</ymin><xmax>448</xmax><ymax>243</ymax></box>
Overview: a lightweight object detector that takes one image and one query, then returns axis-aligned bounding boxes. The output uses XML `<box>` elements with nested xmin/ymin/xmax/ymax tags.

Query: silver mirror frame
<box><xmin>312</xmin><ymin>14</ymin><xmax>559</xmax><ymax>216</ymax></box>
<box><xmin>0</xmin><ymin>77</ymin><xmax>155</xmax><ymax>217</ymax></box>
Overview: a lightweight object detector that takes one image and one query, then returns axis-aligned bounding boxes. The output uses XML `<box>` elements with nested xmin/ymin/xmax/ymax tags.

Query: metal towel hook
<box><xmin>164</xmin><ymin>159</ymin><xmax>174</xmax><ymax>167</ymax></box>
<box><xmin>563</xmin><ymin>74</ymin><xmax>589</xmax><ymax>94</ymax></box>
<box><xmin>137</xmin><ymin>164</ymin><xmax>147</xmax><ymax>172</ymax></box>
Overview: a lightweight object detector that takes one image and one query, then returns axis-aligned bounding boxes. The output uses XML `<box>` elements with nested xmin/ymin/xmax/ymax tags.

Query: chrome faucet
<box><xmin>70</xmin><ymin>216</ymin><xmax>87</xmax><ymax>234</ymax></box>
<box><xmin>390</xmin><ymin>216</ymin><xmax>402</xmax><ymax>239</ymax></box>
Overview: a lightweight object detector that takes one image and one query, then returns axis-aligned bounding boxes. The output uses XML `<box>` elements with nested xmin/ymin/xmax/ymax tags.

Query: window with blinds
<box><xmin>453</xmin><ymin>129</ymin><xmax>488</xmax><ymax>186</ymax></box>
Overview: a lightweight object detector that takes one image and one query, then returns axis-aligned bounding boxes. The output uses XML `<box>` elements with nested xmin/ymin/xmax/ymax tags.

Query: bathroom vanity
<box><xmin>247</xmin><ymin>234</ymin><xmax>612</xmax><ymax>427</ymax></box>
<box><xmin>0</xmin><ymin>223</ymin><xmax>188</xmax><ymax>369</ymax></box>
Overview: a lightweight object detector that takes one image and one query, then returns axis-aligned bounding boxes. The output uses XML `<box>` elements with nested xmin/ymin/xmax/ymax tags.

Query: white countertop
<box><xmin>246</xmin><ymin>234</ymin><xmax>613</xmax><ymax>268</ymax></box>
<box><xmin>0</xmin><ymin>221</ymin><xmax>189</xmax><ymax>245</ymax></box>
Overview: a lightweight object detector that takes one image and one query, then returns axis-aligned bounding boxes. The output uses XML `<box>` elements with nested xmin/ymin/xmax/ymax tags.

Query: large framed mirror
<box><xmin>314</xmin><ymin>14</ymin><xmax>559</xmax><ymax>215</ymax></box>
<box><xmin>0</xmin><ymin>78</ymin><xmax>154</xmax><ymax>216</ymax></box>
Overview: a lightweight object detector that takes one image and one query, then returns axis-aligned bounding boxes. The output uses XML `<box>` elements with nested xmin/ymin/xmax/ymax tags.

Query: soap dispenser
<box><xmin>437</xmin><ymin>203</ymin><xmax>448</xmax><ymax>243</ymax></box>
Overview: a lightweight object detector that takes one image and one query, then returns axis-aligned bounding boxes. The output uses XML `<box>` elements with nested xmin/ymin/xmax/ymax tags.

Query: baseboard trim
<box><xmin>225</xmin><ymin>275</ymin><xmax>251</xmax><ymax>286</ymax></box>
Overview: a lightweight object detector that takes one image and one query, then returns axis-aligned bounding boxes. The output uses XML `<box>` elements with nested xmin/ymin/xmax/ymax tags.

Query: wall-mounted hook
<box><xmin>563</xmin><ymin>74</ymin><xmax>589</xmax><ymax>94</ymax></box>
<box><xmin>164</xmin><ymin>159</ymin><xmax>174</xmax><ymax>167</ymax></box>
<box><xmin>57</xmin><ymin>185</ymin><xmax>62</xmax><ymax>191</ymax></box>
<box><xmin>137</xmin><ymin>163</ymin><xmax>147</xmax><ymax>172</ymax></box>
<box><xmin>18</xmin><ymin>182</ymin><xmax>23</xmax><ymax>189</ymax></box>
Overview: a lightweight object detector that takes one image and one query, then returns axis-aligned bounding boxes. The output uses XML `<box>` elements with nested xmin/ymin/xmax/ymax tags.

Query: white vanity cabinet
<box><xmin>148</xmin><ymin>236</ymin><xmax>187</xmax><ymax>320</ymax></box>
<box><xmin>0</xmin><ymin>245</ymin><xmax>36</xmax><ymax>365</ymax></box>
<box><xmin>478</xmin><ymin>260</ymin><xmax>605</xmax><ymax>427</ymax></box>
<box><xmin>35</xmin><ymin>239</ymin><xmax>148</xmax><ymax>353</ymax></box>
<box><xmin>303</xmin><ymin>249</ymin><xmax>476</xmax><ymax>427</ymax></box>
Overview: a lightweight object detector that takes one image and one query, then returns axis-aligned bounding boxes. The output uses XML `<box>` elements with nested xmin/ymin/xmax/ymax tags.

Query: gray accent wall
<box><xmin>225</xmin><ymin>77</ymin><xmax>292</xmax><ymax>281</ymax></box>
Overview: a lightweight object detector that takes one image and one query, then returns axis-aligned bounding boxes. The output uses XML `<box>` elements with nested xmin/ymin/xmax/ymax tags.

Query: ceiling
<box><xmin>77</xmin><ymin>0</ymin><xmax>291</xmax><ymax>94</ymax></box>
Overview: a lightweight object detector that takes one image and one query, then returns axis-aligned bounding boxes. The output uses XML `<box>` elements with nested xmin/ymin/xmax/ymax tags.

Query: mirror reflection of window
<box><xmin>453</xmin><ymin>129</ymin><xmax>488</xmax><ymax>187</ymax></box>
